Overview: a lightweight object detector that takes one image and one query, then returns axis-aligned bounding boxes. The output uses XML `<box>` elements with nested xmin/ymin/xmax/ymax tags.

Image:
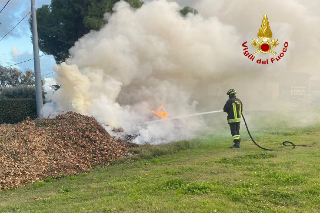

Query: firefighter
<box><xmin>223</xmin><ymin>89</ymin><xmax>243</xmax><ymax>148</ymax></box>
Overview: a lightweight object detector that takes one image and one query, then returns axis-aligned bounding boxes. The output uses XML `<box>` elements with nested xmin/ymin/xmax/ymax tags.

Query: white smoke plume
<box><xmin>46</xmin><ymin>0</ymin><xmax>320</xmax><ymax>144</ymax></box>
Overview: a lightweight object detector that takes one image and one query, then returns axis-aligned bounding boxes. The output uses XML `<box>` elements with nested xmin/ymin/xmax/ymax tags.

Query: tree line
<box><xmin>0</xmin><ymin>66</ymin><xmax>37</xmax><ymax>99</ymax></box>
<box><xmin>0</xmin><ymin>66</ymin><xmax>35</xmax><ymax>89</ymax></box>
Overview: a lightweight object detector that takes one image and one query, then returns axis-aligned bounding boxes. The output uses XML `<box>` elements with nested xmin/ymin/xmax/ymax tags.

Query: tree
<box><xmin>32</xmin><ymin>0</ymin><xmax>143</xmax><ymax>64</ymax></box>
<box><xmin>0</xmin><ymin>66</ymin><xmax>21</xmax><ymax>88</ymax></box>
<box><xmin>20</xmin><ymin>69</ymin><xmax>36</xmax><ymax>86</ymax></box>
<box><xmin>0</xmin><ymin>66</ymin><xmax>35</xmax><ymax>90</ymax></box>
<box><xmin>180</xmin><ymin>6</ymin><xmax>198</xmax><ymax>16</ymax></box>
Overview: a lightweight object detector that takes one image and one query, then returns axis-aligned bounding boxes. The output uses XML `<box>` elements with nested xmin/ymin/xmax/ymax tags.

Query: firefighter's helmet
<box><xmin>227</xmin><ymin>89</ymin><xmax>236</xmax><ymax>95</ymax></box>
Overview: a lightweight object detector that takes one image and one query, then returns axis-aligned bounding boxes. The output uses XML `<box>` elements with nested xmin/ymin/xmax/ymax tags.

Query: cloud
<box><xmin>0</xmin><ymin>0</ymin><xmax>30</xmax><ymax>39</ymax></box>
<box><xmin>0</xmin><ymin>0</ymin><xmax>56</xmax><ymax>77</ymax></box>
<box><xmin>0</xmin><ymin>0</ymin><xmax>51</xmax><ymax>40</ymax></box>
<box><xmin>10</xmin><ymin>49</ymin><xmax>33</xmax><ymax>69</ymax></box>
<box><xmin>12</xmin><ymin>45</ymin><xmax>19</xmax><ymax>56</ymax></box>
<box><xmin>10</xmin><ymin>48</ymin><xmax>56</xmax><ymax>75</ymax></box>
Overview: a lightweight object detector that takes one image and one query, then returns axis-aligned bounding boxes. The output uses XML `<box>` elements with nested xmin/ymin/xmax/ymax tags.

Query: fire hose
<box><xmin>242</xmin><ymin>113</ymin><xmax>311</xmax><ymax>151</ymax></box>
<box><xmin>144</xmin><ymin>109</ymin><xmax>311</xmax><ymax>150</ymax></box>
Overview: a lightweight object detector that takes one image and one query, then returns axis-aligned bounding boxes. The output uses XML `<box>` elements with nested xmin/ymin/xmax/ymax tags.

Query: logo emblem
<box><xmin>251</xmin><ymin>14</ymin><xmax>279</xmax><ymax>55</ymax></box>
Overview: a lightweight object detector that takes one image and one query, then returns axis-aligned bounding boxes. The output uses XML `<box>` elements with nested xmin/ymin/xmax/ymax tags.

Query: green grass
<box><xmin>1</xmin><ymin>112</ymin><xmax>320</xmax><ymax>213</ymax></box>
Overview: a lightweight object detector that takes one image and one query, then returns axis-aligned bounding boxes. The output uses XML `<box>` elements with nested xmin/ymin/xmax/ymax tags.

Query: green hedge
<box><xmin>0</xmin><ymin>85</ymin><xmax>37</xmax><ymax>99</ymax></box>
<box><xmin>0</xmin><ymin>98</ymin><xmax>37</xmax><ymax>124</ymax></box>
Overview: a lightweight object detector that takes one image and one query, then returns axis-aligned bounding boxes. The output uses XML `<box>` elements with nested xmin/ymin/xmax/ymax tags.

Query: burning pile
<box><xmin>0</xmin><ymin>112</ymin><xmax>137</xmax><ymax>190</ymax></box>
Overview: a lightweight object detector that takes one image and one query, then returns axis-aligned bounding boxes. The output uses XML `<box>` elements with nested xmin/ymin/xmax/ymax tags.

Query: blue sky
<box><xmin>0</xmin><ymin>0</ymin><xmax>56</xmax><ymax>78</ymax></box>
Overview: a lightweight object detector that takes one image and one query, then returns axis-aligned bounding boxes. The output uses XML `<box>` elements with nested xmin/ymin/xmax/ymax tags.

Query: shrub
<box><xmin>0</xmin><ymin>98</ymin><xmax>37</xmax><ymax>124</ymax></box>
<box><xmin>0</xmin><ymin>85</ymin><xmax>36</xmax><ymax>99</ymax></box>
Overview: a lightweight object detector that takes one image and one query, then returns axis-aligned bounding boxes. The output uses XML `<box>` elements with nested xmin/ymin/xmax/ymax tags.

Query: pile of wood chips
<box><xmin>0</xmin><ymin>112</ymin><xmax>137</xmax><ymax>189</ymax></box>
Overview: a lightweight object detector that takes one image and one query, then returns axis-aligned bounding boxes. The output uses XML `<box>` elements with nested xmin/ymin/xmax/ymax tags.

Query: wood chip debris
<box><xmin>0</xmin><ymin>112</ymin><xmax>137</xmax><ymax>190</ymax></box>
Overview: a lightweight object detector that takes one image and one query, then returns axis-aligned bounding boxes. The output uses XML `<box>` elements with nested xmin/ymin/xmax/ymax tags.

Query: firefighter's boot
<box><xmin>230</xmin><ymin>140</ymin><xmax>240</xmax><ymax>148</ymax></box>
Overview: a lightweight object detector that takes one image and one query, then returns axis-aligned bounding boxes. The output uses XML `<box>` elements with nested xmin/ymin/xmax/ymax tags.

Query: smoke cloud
<box><xmin>46</xmin><ymin>0</ymin><xmax>320</xmax><ymax>144</ymax></box>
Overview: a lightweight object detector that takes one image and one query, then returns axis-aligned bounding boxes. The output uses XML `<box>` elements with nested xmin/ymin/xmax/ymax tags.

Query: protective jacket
<box><xmin>223</xmin><ymin>95</ymin><xmax>243</xmax><ymax>123</ymax></box>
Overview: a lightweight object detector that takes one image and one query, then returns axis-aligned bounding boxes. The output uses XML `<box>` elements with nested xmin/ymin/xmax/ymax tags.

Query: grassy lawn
<box><xmin>1</xmin><ymin>112</ymin><xmax>319</xmax><ymax>213</ymax></box>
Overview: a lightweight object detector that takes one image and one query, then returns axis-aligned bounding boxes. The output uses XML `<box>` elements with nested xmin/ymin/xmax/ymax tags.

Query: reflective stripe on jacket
<box><xmin>223</xmin><ymin>96</ymin><xmax>243</xmax><ymax>123</ymax></box>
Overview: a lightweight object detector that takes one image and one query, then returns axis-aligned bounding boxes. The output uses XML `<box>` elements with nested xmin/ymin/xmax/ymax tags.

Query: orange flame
<box><xmin>151</xmin><ymin>105</ymin><xmax>168</xmax><ymax>119</ymax></box>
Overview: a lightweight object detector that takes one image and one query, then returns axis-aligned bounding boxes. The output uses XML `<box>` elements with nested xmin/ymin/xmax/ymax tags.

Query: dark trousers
<box><xmin>229</xmin><ymin>122</ymin><xmax>241</xmax><ymax>144</ymax></box>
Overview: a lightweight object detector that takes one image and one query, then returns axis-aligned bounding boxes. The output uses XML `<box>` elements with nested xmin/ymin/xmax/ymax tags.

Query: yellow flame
<box><xmin>151</xmin><ymin>105</ymin><xmax>168</xmax><ymax>119</ymax></box>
